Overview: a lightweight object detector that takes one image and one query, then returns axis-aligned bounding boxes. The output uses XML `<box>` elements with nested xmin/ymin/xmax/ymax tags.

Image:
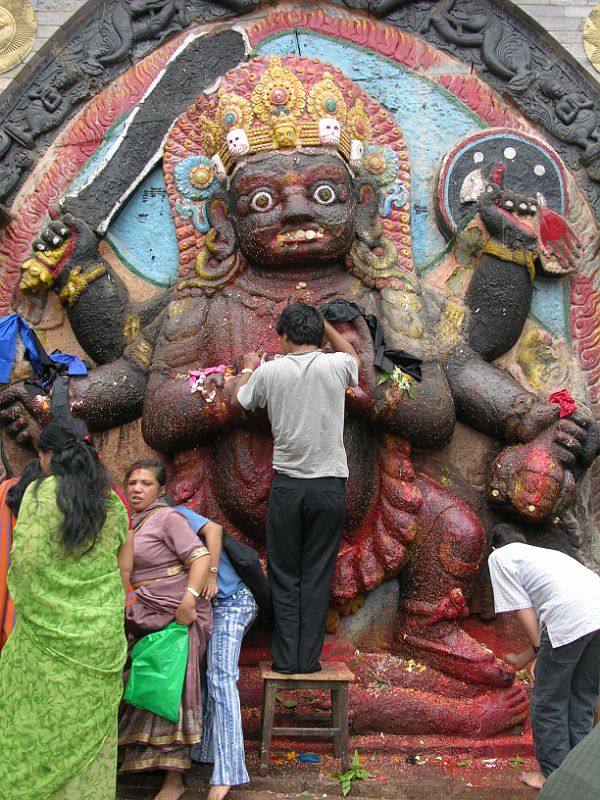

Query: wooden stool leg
<box><xmin>259</xmin><ymin>680</ymin><xmax>278</xmax><ymax>777</ymax></box>
<box><xmin>331</xmin><ymin>686</ymin><xmax>341</xmax><ymax>758</ymax></box>
<box><xmin>338</xmin><ymin>683</ymin><xmax>350</xmax><ymax>773</ymax></box>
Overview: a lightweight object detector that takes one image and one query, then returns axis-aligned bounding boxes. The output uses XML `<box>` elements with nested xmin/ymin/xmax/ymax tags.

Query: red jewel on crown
<box><xmin>270</xmin><ymin>86</ymin><xmax>290</xmax><ymax>105</ymax></box>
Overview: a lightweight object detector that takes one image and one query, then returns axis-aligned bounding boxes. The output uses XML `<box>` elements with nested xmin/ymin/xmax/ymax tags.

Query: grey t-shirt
<box><xmin>237</xmin><ymin>350</ymin><xmax>359</xmax><ymax>478</ymax></box>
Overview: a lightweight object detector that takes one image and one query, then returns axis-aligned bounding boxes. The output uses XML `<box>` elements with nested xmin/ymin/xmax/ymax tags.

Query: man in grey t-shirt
<box><xmin>236</xmin><ymin>303</ymin><xmax>360</xmax><ymax>673</ymax></box>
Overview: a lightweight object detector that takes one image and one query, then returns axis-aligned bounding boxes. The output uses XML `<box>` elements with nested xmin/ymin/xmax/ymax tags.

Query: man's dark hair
<box><xmin>276</xmin><ymin>303</ymin><xmax>324</xmax><ymax>347</ymax></box>
<box><xmin>489</xmin><ymin>523</ymin><xmax>527</xmax><ymax>550</ymax></box>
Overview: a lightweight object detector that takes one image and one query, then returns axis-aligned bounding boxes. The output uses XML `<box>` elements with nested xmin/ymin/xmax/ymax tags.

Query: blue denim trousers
<box><xmin>191</xmin><ymin>587</ymin><xmax>258</xmax><ymax>786</ymax></box>
<box><xmin>531</xmin><ymin>627</ymin><xmax>600</xmax><ymax>776</ymax></box>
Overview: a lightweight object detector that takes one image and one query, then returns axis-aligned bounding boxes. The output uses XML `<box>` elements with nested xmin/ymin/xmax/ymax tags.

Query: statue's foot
<box><xmin>467</xmin><ymin>684</ymin><xmax>529</xmax><ymax>737</ymax></box>
<box><xmin>350</xmin><ymin>681</ymin><xmax>528</xmax><ymax>737</ymax></box>
<box><xmin>397</xmin><ymin>620</ymin><xmax>515</xmax><ymax>688</ymax></box>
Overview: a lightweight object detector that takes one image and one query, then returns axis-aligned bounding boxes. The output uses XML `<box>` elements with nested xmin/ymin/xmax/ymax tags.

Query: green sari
<box><xmin>0</xmin><ymin>476</ymin><xmax>129</xmax><ymax>800</ymax></box>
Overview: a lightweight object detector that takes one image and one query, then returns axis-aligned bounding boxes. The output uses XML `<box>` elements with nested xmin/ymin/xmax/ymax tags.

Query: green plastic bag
<box><xmin>124</xmin><ymin>622</ymin><xmax>189</xmax><ymax>723</ymax></box>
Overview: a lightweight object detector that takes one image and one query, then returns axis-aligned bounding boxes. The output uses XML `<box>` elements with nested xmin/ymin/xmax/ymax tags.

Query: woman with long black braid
<box><xmin>0</xmin><ymin>418</ymin><xmax>132</xmax><ymax>800</ymax></box>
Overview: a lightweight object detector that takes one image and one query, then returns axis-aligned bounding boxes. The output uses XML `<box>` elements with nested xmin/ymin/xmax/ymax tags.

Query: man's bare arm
<box><xmin>323</xmin><ymin>319</ymin><xmax>361</xmax><ymax>370</ymax></box>
<box><xmin>504</xmin><ymin>607</ymin><xmax>540</xmax><ymax>668</ymax></box>
<box><xmin>230</xmin><ymin>350</ymin><xmax>261</xmax><ymax>413</ymax></box>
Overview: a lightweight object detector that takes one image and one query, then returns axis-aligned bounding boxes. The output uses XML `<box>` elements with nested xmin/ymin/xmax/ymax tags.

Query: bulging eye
<box><xmin>313</xmin><ymin>184</ymin><xmax>336</xmax><ymax>205</ymax></box>
<box><xmin>250</xmin><ymin>191</ymin><xmax>274</xmax><ymax>212</ymax></box>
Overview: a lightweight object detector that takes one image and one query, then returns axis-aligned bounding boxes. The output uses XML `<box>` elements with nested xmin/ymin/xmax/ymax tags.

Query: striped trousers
<box><xmin>192</xmin><ymin>587</ymin><xmax>258</xmax><ymax>786</ymax></box>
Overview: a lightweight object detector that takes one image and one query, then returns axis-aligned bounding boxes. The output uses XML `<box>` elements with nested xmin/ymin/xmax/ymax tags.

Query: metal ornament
<box><xmin>583</xmin><ymin>4</ymin><xmax>600</xmax><ymax>74</ymax></box>
<box><xmin>0</xmin><ymin>0</ymin><xmax>36</xmax><ymax>74</ymax></box>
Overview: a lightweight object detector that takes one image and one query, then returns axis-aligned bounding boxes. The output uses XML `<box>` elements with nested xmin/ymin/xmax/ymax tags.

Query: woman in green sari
<box><xmin>0</xmin><ymin>418</ymin><xmax>132</xmax><ymax>800</ymax></box>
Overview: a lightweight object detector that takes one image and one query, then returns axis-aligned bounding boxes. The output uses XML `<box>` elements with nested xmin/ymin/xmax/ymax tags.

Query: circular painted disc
<box><xmin>436</xmin><ymin>129</ymin><xmax>568</xmax><ymax>237</ymax></box>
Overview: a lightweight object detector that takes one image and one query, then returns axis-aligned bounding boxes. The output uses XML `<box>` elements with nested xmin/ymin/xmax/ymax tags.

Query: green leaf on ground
<box><xmin>335</xmin><ymin>750</ymin><xmax>374</xmax><ymax>796</ymax></box>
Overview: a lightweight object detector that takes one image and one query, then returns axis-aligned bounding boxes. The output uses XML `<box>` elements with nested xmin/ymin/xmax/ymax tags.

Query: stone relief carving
<box><xmin>81</xmin><ymin>0</ymin><xmax>191</xmax><ymax>75</ymax></box>
<box><xmin>523</xmin><ymin>74</ymin><xmax>600</xmax><ymax>183</ymax></box>
<box><xmin>4</xmin><ymin>40</ymin><xmax>600</xmax><ymax>737</ymax></box>
<box><xmin>0</xmin><ymin>132</ymin><xmax>32</xmax><ymax>199</ymax></box>
<box><xmin>1</xmin><ymin>5</ymin><xmax>600</xmax><ymax>747</ymax></box>
<box><xmin>3</xmin><ymin>68</ymin><xmax>88</xmax><ymax>150</ymax></box>
<box><xmin>421</xmin><ymin>0</ymin><xmax>537</xmax><ymax>93</ymax></box>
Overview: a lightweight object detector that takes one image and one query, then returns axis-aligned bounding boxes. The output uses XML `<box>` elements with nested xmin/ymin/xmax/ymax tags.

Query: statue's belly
<box><xmin>211</xmin><ymin>417</ymin><xmax>378</xmax><ymax>543</ymax></box>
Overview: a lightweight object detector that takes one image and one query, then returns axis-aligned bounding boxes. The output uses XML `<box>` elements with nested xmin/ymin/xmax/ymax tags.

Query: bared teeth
<box><xmin>276</xmin><ymin>228</ymin><xmax>324</xmax><ymax>243</ymax></box>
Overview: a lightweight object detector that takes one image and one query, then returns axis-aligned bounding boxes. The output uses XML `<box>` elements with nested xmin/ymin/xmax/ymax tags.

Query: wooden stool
<box><xmin>258</xmin><ymin>661</ymin><xmax>354</xmax><ymax>776</ymax></box>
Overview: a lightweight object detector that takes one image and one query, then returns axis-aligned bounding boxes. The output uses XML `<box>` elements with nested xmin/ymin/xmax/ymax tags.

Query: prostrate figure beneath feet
<box><xmin>488</xmin><ymin>524</ymin><xmax>600</xmax><ymax>785</ymax></box>
<box><xmin>234</xmin><ymin>304</ymin><xmax>360</xmax><ymax>674</ymax></box>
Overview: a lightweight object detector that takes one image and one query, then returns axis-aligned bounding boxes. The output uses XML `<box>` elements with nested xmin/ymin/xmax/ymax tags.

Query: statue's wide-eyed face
<box><xmin>228</xmin><ymin>151</ymin><xmax>359</xmax><ymax>270</ymax></box>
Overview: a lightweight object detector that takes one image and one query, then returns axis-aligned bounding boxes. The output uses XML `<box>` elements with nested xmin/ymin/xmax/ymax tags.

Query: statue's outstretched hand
<box><xmin>21</xmin><ymin>213</ymin><xmax>101</xmax><ymax>296</ymax></box>
<box><xmin>32</xmin><ymin>218</ymin><xmax>72</xmax><ymax>256</ymax></box>
<box><xmin>0</xmin><ymin>383</ymin><xmax>49</xmax><ymax>447</ymax></box>
<box><xmin>548</xmin><ymin>409</ymin><xmax>599</xmax><ymax>467</ymax></box>
<box><xmin>36</xmin><ymin>212</ymin><xmax>99</xmax><ymax>263</ymax></box>
<box><xmin>478</xmin><ymin>178</ymin><xmax>580</xmax><ymax>273</ymax></box>
<box><xmin>509</xmin><ymin>395</ymin><xmax>598</xmax><ymax>467</ymax></box>
<box><xmin>537</xmin><ymin>199</ymin><xmax>582</xmax><ymax>274</ymax></box>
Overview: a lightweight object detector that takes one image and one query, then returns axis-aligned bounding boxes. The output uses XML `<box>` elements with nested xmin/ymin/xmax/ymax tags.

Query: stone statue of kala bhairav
<box><xmin>4</xmin><ymin>55</ymin><xmax>598</xmax><ymax>736</ymax></box>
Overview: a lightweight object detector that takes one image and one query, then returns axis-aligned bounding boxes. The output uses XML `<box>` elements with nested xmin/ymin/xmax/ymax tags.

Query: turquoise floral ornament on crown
<box><xmin>362</xmin><ymin>145</ymin><xmax>399</xmax><ymax>187</ymax></box>
<box><xmin>174</xmin><ymin>156</ymin><xmax>219</xmax><ymax>200</ymax></box>
<box><xmin>173</xmin><ymin>156</ymin><xmax>219</xmax><ymax>235</ymax></box>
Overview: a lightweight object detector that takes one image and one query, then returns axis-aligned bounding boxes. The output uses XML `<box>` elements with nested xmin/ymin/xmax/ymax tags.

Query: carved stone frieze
<box><xmin>419</xmin><ymin>0</ymin><xmax>543</xmax><ymax>95</ymax></box>
<box><xmin>0</xmin><ymin>1</ymin><xmax>238</xmax><ymax>203</ymax></box>
<box><xmin>0</xmin><ymin>135</ymin><xmax>32</xmax><ymax>198</ymax></box>
<box><xmin>3</xmin><ymin>67</ymin><xmax>89</xmax><ymax>151</ymax></box>
<box><xmin>523</xmin><ymin>68</ymin><xmax>600</xmax><ymax>183</ymax></box>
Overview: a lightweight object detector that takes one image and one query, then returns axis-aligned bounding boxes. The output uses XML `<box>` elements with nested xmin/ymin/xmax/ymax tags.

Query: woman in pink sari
<box><xmin>119</xmin><ymin>459</ymin><xmax>212</xmax><ymax>800</ymax></box>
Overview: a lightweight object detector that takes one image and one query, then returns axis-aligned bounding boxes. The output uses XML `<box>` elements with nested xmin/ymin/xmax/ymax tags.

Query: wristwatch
<box><xmin>241</xmin><ymin>367</ymin><xmax>253</xmax><ymax>374</ymax></box>
<box><xmin>532</xmin><ymin>645</ymin><xmax>540</xmax><ymax>653</ymax></box>
<box><xmin>209</xmin><ymin>566</ymin><xmax>218</xmax><ymax>574</ymax></box>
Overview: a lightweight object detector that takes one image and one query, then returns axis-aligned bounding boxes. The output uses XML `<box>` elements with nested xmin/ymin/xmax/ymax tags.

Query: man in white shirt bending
<box><xmin>488</xmin><ymin>524</ymin><xmax>600</xmax><ymax>790</ymax></box>
<box><xmin>236</xmin><ymin>303</ymin><xmax>360</xmax><ymax>674</ymax></box>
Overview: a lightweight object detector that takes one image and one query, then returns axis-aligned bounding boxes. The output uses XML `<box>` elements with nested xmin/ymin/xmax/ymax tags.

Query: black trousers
<box><xmin>266</xmin><ymin>473</ymin><xmax>345</xmax><ymax>673</ymax></box>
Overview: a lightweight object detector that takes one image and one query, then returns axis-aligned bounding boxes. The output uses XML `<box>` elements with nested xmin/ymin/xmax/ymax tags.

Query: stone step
<box><xmin>117</xmin><ymin>758</ymin><xmax>539</xmax><ymax>800</ymax></box>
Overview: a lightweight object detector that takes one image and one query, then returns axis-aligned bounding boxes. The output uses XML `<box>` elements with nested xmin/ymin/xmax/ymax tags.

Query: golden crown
<box><xmin>195</xmin><ymin>57</ymin><xmax>372</xmax><ymax>179</ymax></box>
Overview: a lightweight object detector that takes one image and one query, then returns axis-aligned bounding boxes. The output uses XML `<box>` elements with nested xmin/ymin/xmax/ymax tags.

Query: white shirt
<box><xmin>237</xmin><ymin>351</ymin><xmax>358</xmax><ymax>479</ymax></box>
<box><xmin>488</xmin><ymin>543</ymin><xmax>600</xmax><ymax>648</ymax></box>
